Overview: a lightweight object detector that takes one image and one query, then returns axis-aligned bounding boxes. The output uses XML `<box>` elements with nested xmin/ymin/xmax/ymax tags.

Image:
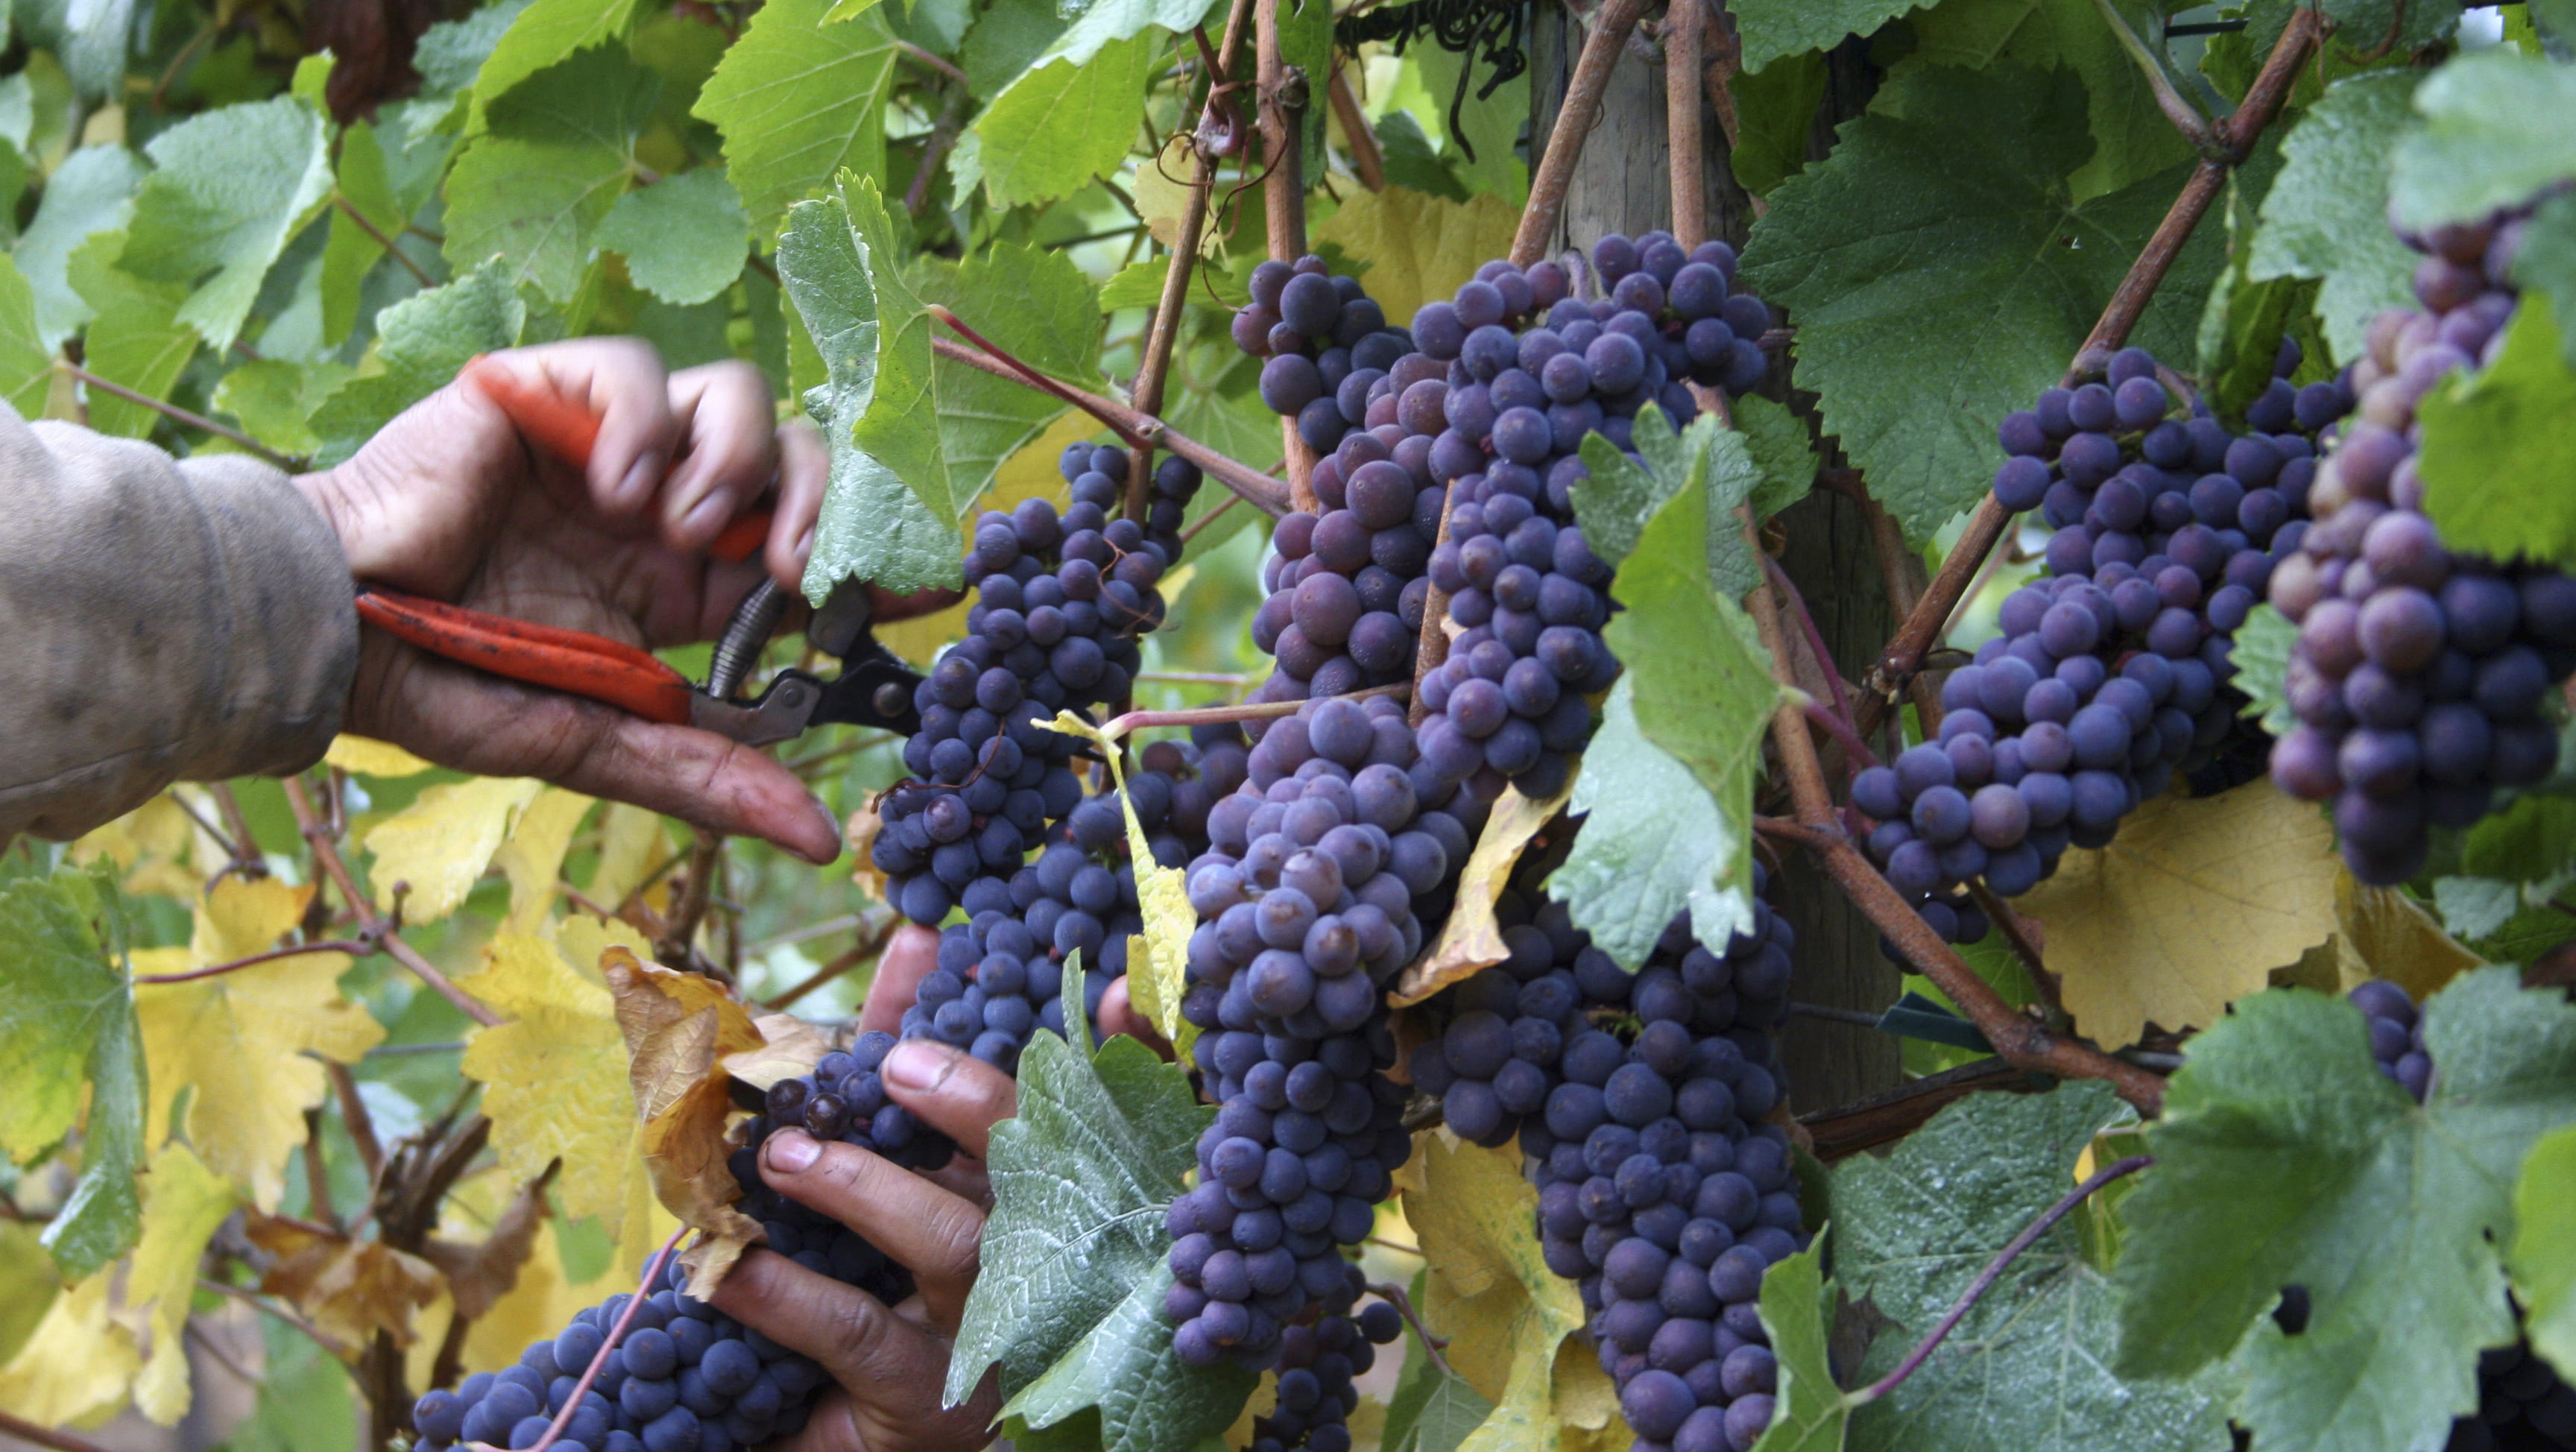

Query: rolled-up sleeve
<box><xmin>0</xmin><ymin>403</ymin><xmax>359</xmax><ymax>843</ymax></box>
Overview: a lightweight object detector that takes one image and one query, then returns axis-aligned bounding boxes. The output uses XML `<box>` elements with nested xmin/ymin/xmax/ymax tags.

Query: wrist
<box><xmin>291</xmin><ymin>464</ymin><xmax>359</xmax><ymax>572</ymax></box>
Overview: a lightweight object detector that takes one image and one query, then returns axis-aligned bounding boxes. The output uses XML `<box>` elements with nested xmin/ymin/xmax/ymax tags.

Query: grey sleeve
<box><xmin>0</xmin><ymin>403</ymin><xmax>360</xmax><ymax>844</ymax></box>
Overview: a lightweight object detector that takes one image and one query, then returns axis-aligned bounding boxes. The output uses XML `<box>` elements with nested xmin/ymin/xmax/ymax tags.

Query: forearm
<box><xmin>0</xmin><ymin>405</ymin><xmax>359</xmax><ymax>845</ymax></box>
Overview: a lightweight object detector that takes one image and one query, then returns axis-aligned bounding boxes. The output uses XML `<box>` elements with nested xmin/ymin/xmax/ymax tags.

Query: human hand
<box><xmin>296</xmin><ymin>340</ymin><xmax>840</xmax><ymax>861</ymax></box>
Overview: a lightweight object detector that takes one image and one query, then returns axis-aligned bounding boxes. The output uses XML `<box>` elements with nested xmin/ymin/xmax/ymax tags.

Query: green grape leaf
<box><xmin>1740</xmin><ymin>63</ymin><xmax>2217</xmax><ymax>542</ymax></box>
<box><xmin>0</xmin><ymin>865</ymin><xmax>145</xmax><ymax>1281</ymax></box>
<box><xmin>694</xmin><ymin>0</ymin><xmax>901</xmax><ymax>235</ymax></box>
<box><xmin>1732</xmin><ymin>51</ymin><xmax>1828</xmax><ymax>197</ymax></box>
<box><xmin>309</xmin><ymin>263</ymin><xmax>527</xmax><ymax>465</ymax></box>
<box><xmin>1886</xmin><ymin>0</ymin><xmax>2195</xmax><ymax>203</ymax></box>
<box><xmin>962</xmin><ymin>0</ymin><xmax>1068</xmax><ymax>97</ymax></box>
<box><xmin>215</xmin><ymin>358</ymin><xmax>351</xmax><ymax>460</ymax></box>
<box><xmin>2431</xmin><ymin>874</ymin><xmax>2523</xmax><ymax>944</ymax></box>
<box><xmin>1573</xmin><ymin>403</ymin><xmax>1760</xmax><ymax>596</ymax></box>
<box><xmin>117</xmin><ymin>95</ymin><xmax>333</xmax><ymax>350</ymax></box>
<box><xmin>1731</xmin><ymin>0</ymin><xmax>1918</xmax><ymax>76</ymax></box>
<box><xmin>947</xmin><ymin>959</ymin><xmax>1249</xmax><ymax>1452</ymax></box>
<box><xmin>444</xmin><ymin>46</ymin><xmax>659</xmax><ymax>303</ymax></box>
<box><xmin>2389</xmin><ymin>48</ymin><xmax>2576</xmax><ymax>233</ymax></box>
<box><xmin>1836</xmin><ymin>1085</ymin><xmax>2238</xmax><ymax>1452</ymax></box>
<box><xmin>1734</xmin><ymin>394</ymin><xmax>1817</xmax><ymax>523</ymax></box>
<box><xmin>2416</xmin><ymin>294</ymin><xmax>2576</xmax><ymax>574</ymax></box>
<box><xmin>1550</xmin><ymin>677</ymin><xmax>1758</xmax><ymax>970</ymax></box>
<box><xmin>1601</xmin><ymin>450</ymin><xmax>1782</xmax><ymax>890</ymax></box>
<box><xmin>777</xmin><ymin>179</ymin><xmax>964</xmax><ymax>598</ymax></box>
<box><xmin>1409</xmin><ymin>34</ymin><xmax>1524</xmax><ymax>203</ymax></box>
<box><xmin>469</xmin><ymin>0</ymin><xmax>645</xmax><ymax>124</ymax></box>
<box><xmin>2112</xmin><ymin>972</ymin><xmax>2576</xmax><ymax>1452</ymax></box>
<box><xmin>597</xmin><ymin>169</ymin><xmax>750</xmax><ymax>306</ymax></box>
<box><xmin>972</xmin><ymin>30</ymin><xmax>1155</xmax><ymax>208</ymax></box>
<box><xmin>2247</xmin><ymin>71</ymin><xmax>2421</xmax><ymax>367</ymax></box>
<box><xmin>1748</xmin><ymin>1240</ymin><xmax>1849</xmax><ymax>1452</ymax></box>
<box><xmin>2515</xmin><ymin>1123</ymin><xmax>2576</xmax><ymax>1381</ymax></box>
<box><xmin>2519</xmin><ymin>193</ymin><xmax>2576</xmax><ymax>371</ymax></box>
<box><xmin>66</xmin><ymin>233</ymin><xmax>195</xmax><ymax>441</ymax></box>
<box><xmin>836</xmin><ymin>173</ymin><xmax>1099</xmax><ymax>525</ymax></box>
<box><xmin>0</xmin><ymin>250</ymin><xmax>53</xmax><ymax>417</ymax></box>
<box><xmin>1375</xmin><ymin>110</ymin><xmax>1471</xmax><ymax>202</ymax></box>
<box><xmin>2460</xmin><ymin>793</ymin><xmax>2576</xmax><ymax>886</ymax></box>
<box><xmin>2232</xmin><ymin>602</ymin><xmax>2299</xmax><ymax>738</ymax></box>
<box><xmin>320</xmin><ymin>121</ymin><xmax>407</xmax><ymax>350</ymax></box>
<box><xmin>419</xmin><ymin>0</ymin><xmax>532</xmax><ymax>95</ymax></box>
<box><xmin>10</xmin><ymin>143</ymin><xmax>142</xmax><ymax>347</ymax></box>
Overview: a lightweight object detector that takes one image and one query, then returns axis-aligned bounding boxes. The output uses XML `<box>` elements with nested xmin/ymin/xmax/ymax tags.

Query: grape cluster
<box><xmin>1409</xmin><ymin>887</ymin><xmax>1801</xmax><ymax>1452</ymax></box>
<box><xmin>1164</xmin><ymin>695</ymin><xmax>1478</xmax><ymax>1377</ymax></box>
<box><xmin>1243</xmin><ymin>1303</ymin><xmax>1405</xmax><ymax>1452</ymax></box>
<box><xmin>2267</xmin><ymin>207</ymin><xmax>2576</xmax><ymax>885</ymax></box>
<box><xmin>2344</xmin><ymin>979</ymin><xmax>2576</xmax><ymax>1451</ymax></box>
<box><xmin>1855</xmin><ymin>341</ymin><xmax>2352</xmax><ymax>932</ymax></box>
<box><xmin>411</xmin><ymin>1113</ymin><xmax>909</xmax><ymax>1452</ymax></box>
<box><xmin>1240</xmin><ymin>254</ymin><xmax>1424</xmax><ymax>459</ymax></box>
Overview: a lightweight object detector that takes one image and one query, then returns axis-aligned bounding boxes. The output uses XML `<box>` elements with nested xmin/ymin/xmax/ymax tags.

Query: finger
<box><xmin>1097</xmin><ymin>976</ymin><xmax>1173</xmax><ymax>1058</ymax></box>
<box><xmin>704</xmin><ymin>1246</ymin><xmax>946</xmax><ymax>1401</ymax></box>
<box><xmin>757</xmin><ymin>1130</ymin><xmax>985</xmax><ymax>1330</ymax></box>
<box><xmin>858</xmin><ymin>925</ymin><xmax>944</xmax><ymax>1038</ymax></box>
<box><xmin>662</xmin><ymin>360</ymin><xmax>782</xmax><ymax>550</ymax></box>
<box><xmin>882</xmin><ymin>1040</ymin><xmax>1019</xmax><ymax>1163</ymax></box>
<box><xmin>768</xmin><ymin>417</ymin><xmax>828</xmax><ymax>591</ymax></box>
<box><xmin>493</xmin><ymin>339</ymin><xmax>678</xmax><ymax>514</ymax></box>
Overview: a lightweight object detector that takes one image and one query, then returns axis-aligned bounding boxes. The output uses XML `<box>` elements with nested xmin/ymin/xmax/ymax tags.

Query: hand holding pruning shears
<box><xmin>295</xmin><ymin>340</ymin><xmax>941</xmax><ymax>864</ymax></box>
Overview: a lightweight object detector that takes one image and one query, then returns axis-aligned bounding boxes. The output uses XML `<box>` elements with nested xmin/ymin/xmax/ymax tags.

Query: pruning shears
<box><xmin>350</xmin><ymin>356</ymin><xmax>929</xmax><ymax>746</ymax></box>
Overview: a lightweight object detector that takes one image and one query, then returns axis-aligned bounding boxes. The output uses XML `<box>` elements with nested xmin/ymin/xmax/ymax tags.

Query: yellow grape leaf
<box><xmin>246</xmin><ymin>1210</ymin><xmax>443</xmax><ymax>1351</ymax></box>
<box><xmin>0</xmin><ymin>1223</ymin><xmax>58</xmax><ymax>1366</ymax></box>
<box><xmin>1396</xmin><ymin>1132</ymin><xmax>1603</xmax><ymax>1452</ymax></box>
<box><xmin>457</xmin><ymin>932</ymin><xmax>637</xmax><ymax>1228</ymax></box>
<box><xmin>1313</xmin><ymin>187</ymin><xmax>1523</xmax><ymax>329</ymax></box>
<box><xmin>602</xmin><ymin>948</ymin><xmax>765</xmax><ymax>1272</ymax></box>
<box><xmin>325</xmin><ymin>735</ymin><xmax>435</xmax><ymax>777</ymax></box>
<box><xmin>2334</xmin><ymin>871</ymin><xmax>2485</xmax><ymax>1002</ymax></box>
<box><xmin>129</xmin><ymin>1143</ymin><xmax>237</xmax><ymax>1424</ymax></box>
<box><xmin>135</xmin><ymin>879</ymin><xmax>384</xmax><ymax>1209</ymax></box>
<box><xmin>722</xmin><ymin>1011</ymin><xmax>834</xmax><ymax>1093</ymax></box>
<box><xmin>877</xmin><ymin>411</ymin><xmax>1084</xmax><ymax>667</ymax></box>
<box><xmin>493</xmin><ymin>787</ymin><xmax>596</xmax><ymax>932</ymax></box>
<box><xmin>69</xmin><ymin>794</ymin><xmax>201</xmax><ymax>901</ymax></box>
<box><xmin>585</xmin><ymin>802</ymin><xmax>678</xmax><ymax>915</ymax></box>
<box><xmin>1102</xmin><ymin>731</ymin><xmax>1196</xmax><ymax>1058</ymax></box>
<box><xmin>1393</xmin><ymin>783</ymin><xmax>1575</xmax><ymax>1006</ymax></box>
<box><xmin>0</xmin><ymin>1275</ymin><xmax>139</xmax><ymax>1427</ymax></box>
<box><xmin>1134</xmin><ymin>136</ymin><xmax>1208</xmax><ymax>252</ymax></box>
<box><xmin>362</xmin><ymin>775</ymin><xmax>545</xmax><ymax>921</ymax></box>
<box><xmin>561</xmin><ymin>912</ymin><xmax>655</xmax><ymax>987</ymax></box>
<box><xmin>2019</xmin><ymin>779</ymin><xmax>2340</xmax><ymax>1049</ymax></box>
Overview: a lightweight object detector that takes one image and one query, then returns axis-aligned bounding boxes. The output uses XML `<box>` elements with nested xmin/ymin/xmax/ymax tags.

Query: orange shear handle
<box><xmin>353</xmin><ymin>588</ymin><xmax>697</xmax><ymax>727</ymax></box>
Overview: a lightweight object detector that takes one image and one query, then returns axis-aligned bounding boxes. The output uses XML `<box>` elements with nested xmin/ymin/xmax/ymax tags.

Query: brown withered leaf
<box><xmin>420</xmin><ymin>1167</ymin><xmax>555</xmax><ymax>1322</ymax></box>
<box><xmin>601</xmin><ymin>948</ymin><xmax>765</xmax><ymax>1290</ymax></box>
<box><xmin>247</xmin><ymin>1212</ymin><xmax>443</xmax><ymax>1351</ymax></box>
<box><xmin>845</xmin><ymin>794</ymin><xmax>891</xmax><ymax>905</ymax></box>
<box><xmin>1392</xmin><ymin>783</ymin><xmax>1575</xmax><ymax>1006</ymax></box>
<box><xmin>722</xmin><ymin>1011</ymin><xmax>834</xmax><ymax>1095</ymax></box>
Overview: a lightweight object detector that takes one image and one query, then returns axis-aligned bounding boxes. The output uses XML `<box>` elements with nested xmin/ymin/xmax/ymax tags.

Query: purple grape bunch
<box><xmin>410</xmin><ymin>1109</ymin><xmax>910</xmax><ymax>1452</ymax></box>
<box><xmin>2267</xmin><ymin>205</ymin><xmax>2576</xmax><ymax>886</ymax></box>
<box><xmin>1854</xmin><ymin>340</ymin><xmax>2355</xmax><ymax>939</ymax></box>
<box><xmin>1407</xmin><ymin>883</ymin><xmax>1803</xmax><ymax>1452</ymax></box>
<box><xmin>2343</xmin><ymin>979</ymin><xmax>2576</xmax><ymax>1451</ymax></box>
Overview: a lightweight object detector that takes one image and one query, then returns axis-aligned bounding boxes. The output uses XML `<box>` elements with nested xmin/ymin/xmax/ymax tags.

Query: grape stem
<box><xmin>58</xmin><ymin>361</ymin><xmax>302</xmax><ymax>470</ymax></box>
<box><xmin>1662</xmin><ymin>0</ymin><xmax>1706</xmax><ymax>250</ymax></box>
<box><xmin>517</xmin><ymin>1227</ymin><xmax>692</xmax><ymax>1452</ymax></box>
<box><xmin>131</xmin><ymin>933</ymin><xmax>383</xmax><ymax>985</ymax></box>
<box><xmin>1738</xmin><ymin>511</ymin><xmax>2169</xmax><ymax>1114</ymax></box>
<box><xmin>1365</xmin><ymin>1281</ymin><xmax>1459</xmax><ymax>1381</ymax></box>
<box><xmin>1854</xmin><ymin>1155</ymin><xmax>2154</xmax><ymax>1404</ymax></box>
<box><xmin>924</xmin><ymin>329</ymin><xmax>1292</xmax><ymax>517</ymax></box>
<box><xmin>1328</xmin><ymin>63</ymin><xmax>1386</xmax><ymax>192</ymax></box>
<box><xmin>1854</xmin><ymin>5</ymin><xmax>2324</xmax><ymax>736</ymax></box>
<box><xmin>1126</xmin><ymin>0</ymin><xmax>1255</xmax><ymax>525</ymax></box>
<box><xmin>1514</xmin><ymin>0</ymin><xmax>1651</xmax><ymax>266</ymax></box>
<box><xmin>1093</xmin><ymin>682</ymin><xmax>1409</xmax><ymax>742</ymax></box>
<box><xmin>285</xmin><ymin>776</ymin><xmax>501</xmax><ymax>1028</ymax></box>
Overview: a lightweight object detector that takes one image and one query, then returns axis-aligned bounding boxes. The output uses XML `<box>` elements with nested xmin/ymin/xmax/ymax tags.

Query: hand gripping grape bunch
<box><xmin>2266</xmin><ymin>202</ymin><xmax>2576</xmax><ymax>885</ymax></box>
<box><xmin>2344</xmin><ymin>980</ymin><xmax>2576</xmax><ymax>1452</ymax></box>
<box><xmin>1848</xmin><ymin>338</ymin><xmax>2354</xmax><ymax>949</ymax></box>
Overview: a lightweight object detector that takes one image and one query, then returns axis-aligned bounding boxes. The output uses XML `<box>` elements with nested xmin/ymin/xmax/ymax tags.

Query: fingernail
<box><xmin>683</xmin><ymin>490</ymin><xmax>733</xmax><ymax>540</ymax></box>
<box><xmin>765</xmin><ymin>1128</ymin><xmax>820</xmax><ymax>1173</ymax></box>
<box><xmin>617</xmin><ymin>455</ymin><xmax>665</xmax><ymax>506</ymax></box>
<box><xmin>808</xmin><ymin>795</ymin><xmax>844</xmax><ymax>862</ymax></box>
<box><xmin>886</xmin><ymin>1040</ymin><xmax>959</xmax><ymax>1093</ymax></box>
